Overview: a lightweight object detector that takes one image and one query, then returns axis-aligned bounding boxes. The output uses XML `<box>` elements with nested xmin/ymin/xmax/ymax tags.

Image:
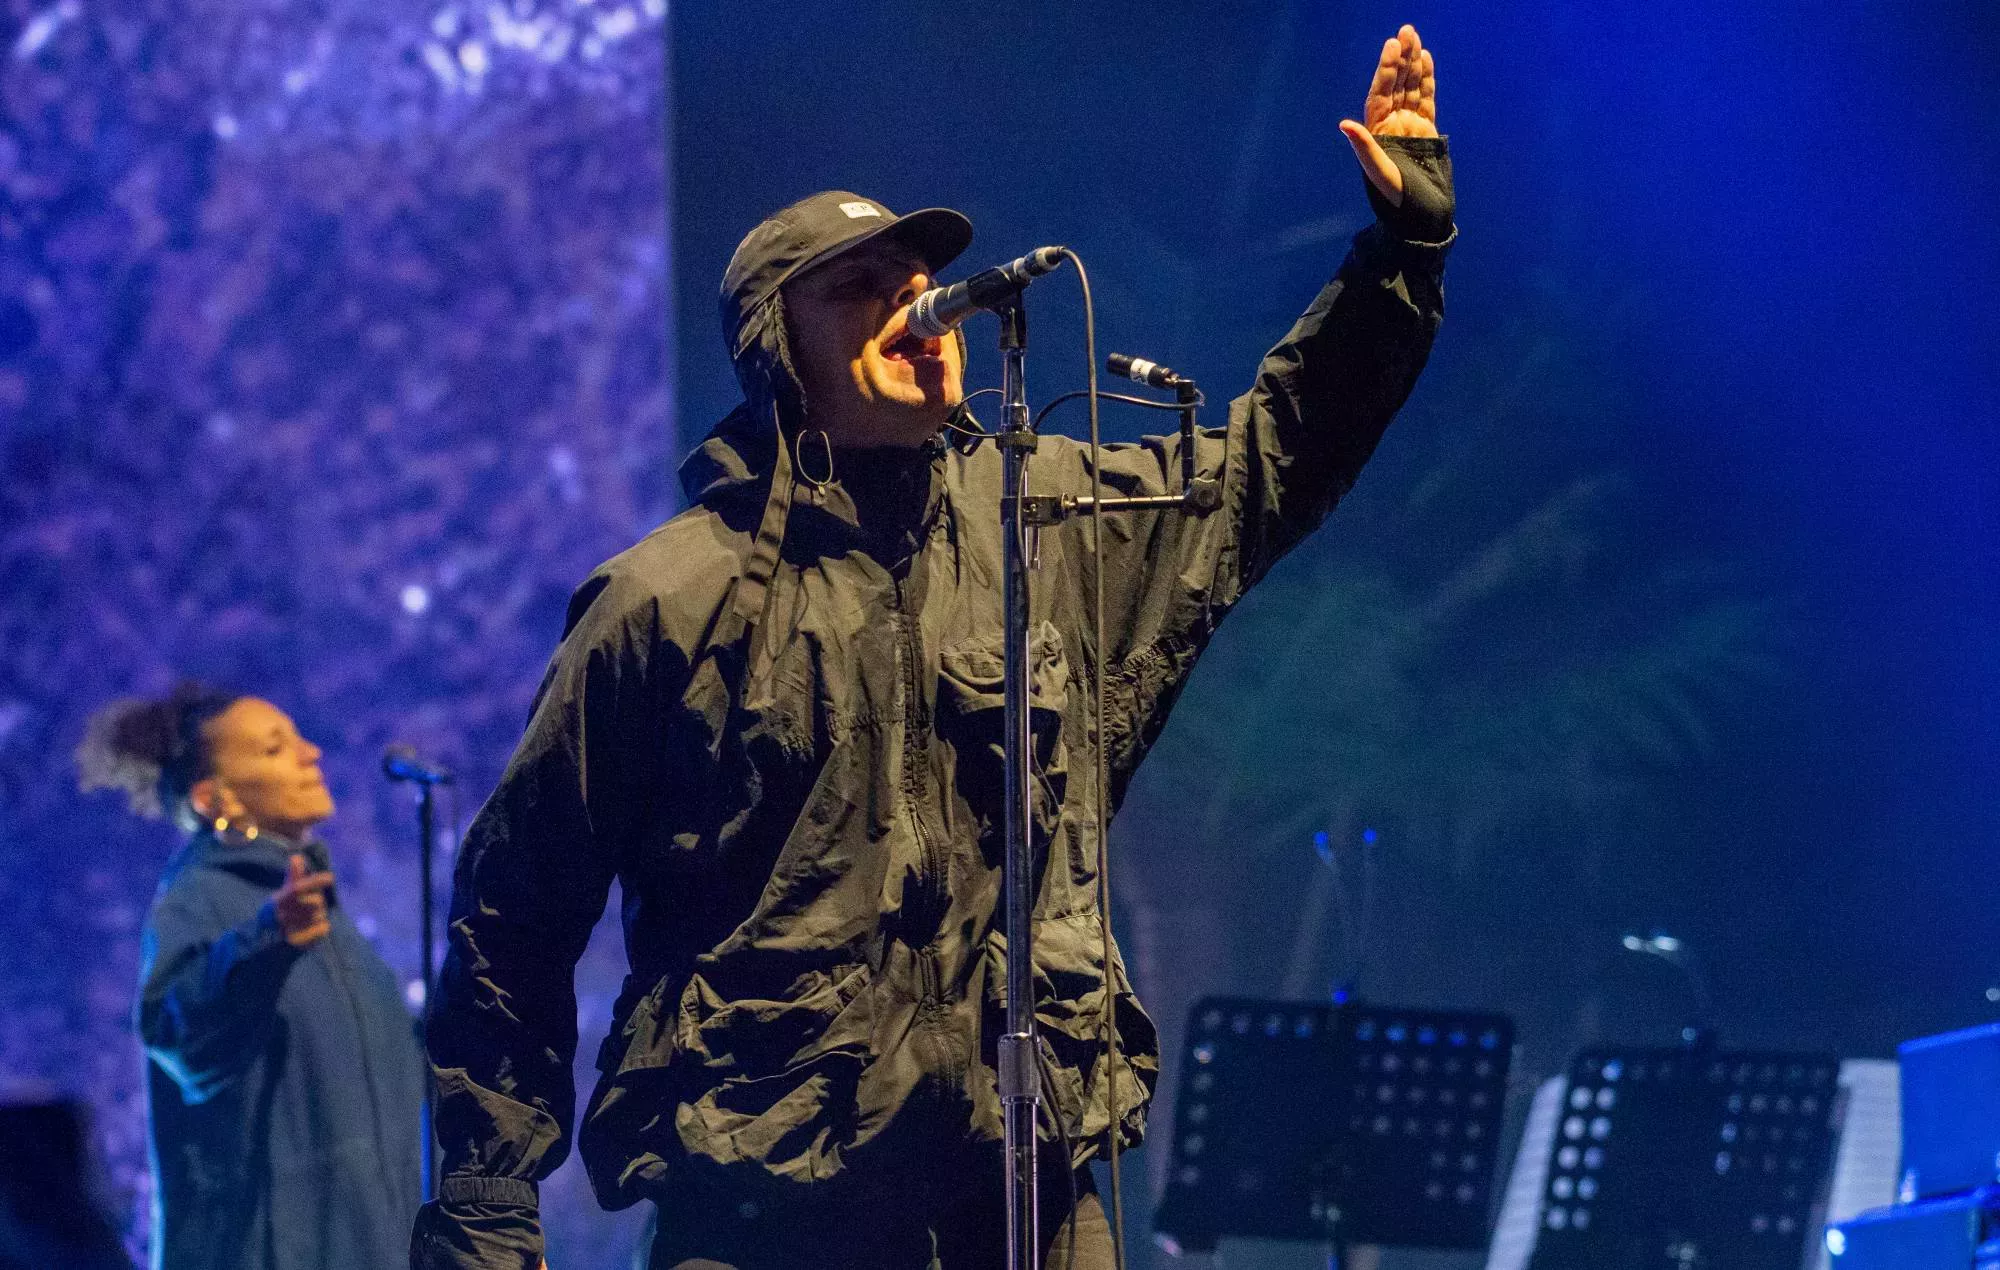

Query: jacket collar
<box><xmin>683</xmin><ymin>403</ymin><xmax>951</xmax><ymax>566</ymax></box>
<box><xmin>177</xmin><ymin>825</ymin><xmax>333</xmax><ymax>890</ymax></box>
<box><xmin>684</xmin><ymin>290</ymin><xmax>964</xmax><ymax>669</ymax></box>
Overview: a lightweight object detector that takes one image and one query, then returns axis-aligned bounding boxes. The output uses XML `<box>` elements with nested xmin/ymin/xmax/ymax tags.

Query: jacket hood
<box><xmin>676</xmin><ymin>284</ymin><xmax>801</xmax><ymax>639</ymax></box>
<box><xmin>677</xmin><ymin>401</ymin><xmax>772</xmax><ymax>509</ymax></box>
<box><xmin>677</xmin><ymin>290</ymin><xmax>792</xmax><ymax>511</ymax></box>
<box><xmin>163</xmin><ymin>825</ymin><xmax>335</xmax><ymax>905</ymax></box>
<box><xmin>686</xmin><ymin>190</ymin><xmax>974</xmax><ymax>641</ymax></box>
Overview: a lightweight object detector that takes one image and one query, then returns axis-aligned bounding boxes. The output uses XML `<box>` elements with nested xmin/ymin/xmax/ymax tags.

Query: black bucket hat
<box><xmin>720</xmin><ymin>190</ymin><xmax>973</xmax><ymax>357</ymax></box>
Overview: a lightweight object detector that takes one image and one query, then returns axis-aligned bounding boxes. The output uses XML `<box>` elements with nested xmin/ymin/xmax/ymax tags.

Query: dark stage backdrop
<box><xmin>0</xmin><ymin>0</ymin><xmax>667</xmax><ymax>1263</ymax></box>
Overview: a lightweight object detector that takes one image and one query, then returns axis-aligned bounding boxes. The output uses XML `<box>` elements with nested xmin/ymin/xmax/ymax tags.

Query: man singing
<box><xmin>413</xmin><ymin>25</ymin><xmax>1452</xmax><ymax>1270</ymax></box>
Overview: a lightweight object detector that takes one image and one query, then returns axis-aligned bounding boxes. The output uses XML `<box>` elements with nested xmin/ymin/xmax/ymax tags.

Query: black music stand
<box><xmin>1153</xmin><ymin>997</ymin><xmax>1516</xmax><ymax>1260</ymax></box>
<box><xmin>1526</xmin><ymin>1046</ymin><xmax>1843</xmax><ymax>1270</ymax></box>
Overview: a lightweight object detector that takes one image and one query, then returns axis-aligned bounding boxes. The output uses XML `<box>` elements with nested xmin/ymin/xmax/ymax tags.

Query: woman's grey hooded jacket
<box><xmin>138</xmin><ymin>829</ymin><xmax>424</xmax><ymax>1270</ymax></box>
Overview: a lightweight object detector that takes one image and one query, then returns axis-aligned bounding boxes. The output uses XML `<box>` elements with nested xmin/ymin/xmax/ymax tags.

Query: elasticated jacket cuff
<box><xmin>1364</xmin><ymin>134</ymin><xmax>1455</xmax><ymax>247</ymax></box>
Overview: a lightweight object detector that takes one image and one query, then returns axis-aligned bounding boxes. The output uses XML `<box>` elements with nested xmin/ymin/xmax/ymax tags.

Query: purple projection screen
<box><xmin>0</xmin><ymin>0</ymin><xmax>669</xmax><ymax>1261</ymax></box>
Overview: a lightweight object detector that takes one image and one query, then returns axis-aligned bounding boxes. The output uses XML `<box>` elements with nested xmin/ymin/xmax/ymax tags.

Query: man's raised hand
<box><xmin>1339</xmin><ymin>24</ymin><xmax>1439</xmax><ymax>208</ymax></box>
<box><xmin>273</xmin><ymin>853</ymin><xmax>334</xmax><ymax>947</ymax></box>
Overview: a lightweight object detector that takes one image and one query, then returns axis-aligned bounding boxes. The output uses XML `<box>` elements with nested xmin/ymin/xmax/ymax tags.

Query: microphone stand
<box><xmin>417</xmin><ymin>779</ymin><xmax>437</xmax><ymax>1202</ymax></box>
<box><xmin>992</xmin><ymin>290</ymin><xmax>1216</xmax><ymax>1270</ymax></box>
<box><xmin>1620</xmin><ymin>931</ymin><xmax>1717</xmax><ymax>1050</ymax></box>
<box><xmin>385</xmin><ymin>752</ymin><xmax>453</xmax><ymax>1203</ymax></box>
<box><xmin>995</xmin><ymin>295</ymin><xmax>1041</xmax><ymax>1270</ymax></box>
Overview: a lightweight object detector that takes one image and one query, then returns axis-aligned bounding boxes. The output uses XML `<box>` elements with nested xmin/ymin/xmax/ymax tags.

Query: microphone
<box><xmin>1106</xmin><ymin>352</ymin><xmax>1191</xmax><ymax>389</ymax></box>
<box><xmin>382</xmin><ymin>744</ymin><xmax>455</xmax><ymax>786</ymax></box>
<box><xmin>905</xmin><ymin>246</ymin><xmax>1066</xmax><ymax>339</ymax></box>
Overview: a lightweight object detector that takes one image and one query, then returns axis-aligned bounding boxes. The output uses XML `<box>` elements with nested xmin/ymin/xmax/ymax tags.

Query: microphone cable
<box><xmin>1003</xmin><ymin>247</ymin><xmax>1227</xmax><ymax>1270</ymax></box>
<box><xmin>1033</xmin><ymin>388</ymin><xmax>1203</xmax><ymax>431</ymax></box>
<box><xmin>1007</xmin><ymin>249</ymin><xmax>1122</xmax><ymax>1270</ymax></box>
<box><xmin>1057</xmin><ymin>247</ymin><xmax>1128</xmax><ymax>1270</ymax></box>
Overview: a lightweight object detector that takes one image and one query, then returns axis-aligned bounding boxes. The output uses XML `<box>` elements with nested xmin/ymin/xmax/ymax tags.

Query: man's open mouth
<box><xmin>882</xmin><ymin>329</ymin><xmax>943</xmax><ymax>362</ymax></box>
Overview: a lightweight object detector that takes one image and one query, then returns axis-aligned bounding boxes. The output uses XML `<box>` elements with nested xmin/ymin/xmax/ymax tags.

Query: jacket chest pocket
<box><xmin>935</xmin><ymin>621</ymin><xmax>1071</xmax><ymax>850</ymax></box>
<box><xmin>710</xmin><ymin>622</ymin><xmax>828</xmax><ymax>773</ymax></box>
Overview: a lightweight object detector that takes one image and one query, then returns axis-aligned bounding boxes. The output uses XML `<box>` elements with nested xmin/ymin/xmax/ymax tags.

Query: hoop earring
<box><xmin>795</xmin><ymin>428</ymin><xmax>835</xmax><ymax>494</ymax></box>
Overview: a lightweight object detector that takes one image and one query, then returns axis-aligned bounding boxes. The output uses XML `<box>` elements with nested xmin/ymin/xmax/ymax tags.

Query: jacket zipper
<box><xmin>895</xmin><ymin>575</ymin><xmax>946</xmax><ymax>937</ymax></box>
<box><xmin>896</xmin><ymin>574</ymin><xmax>967</xmax><ymax>1107</ymax></box>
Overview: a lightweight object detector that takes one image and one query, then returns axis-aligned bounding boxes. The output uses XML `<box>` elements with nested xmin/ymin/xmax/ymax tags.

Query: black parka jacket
<box><xmin>412</xmin><ymin>139</ymin><xmax>1454</xmax><ymax>1268</ymax></box>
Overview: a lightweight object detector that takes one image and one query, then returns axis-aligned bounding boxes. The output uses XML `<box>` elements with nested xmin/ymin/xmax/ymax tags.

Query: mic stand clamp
<box><xmin>1019</xmin><ymin>376</ymin><xmax>1219</xmax><ymax>526</ymax></box>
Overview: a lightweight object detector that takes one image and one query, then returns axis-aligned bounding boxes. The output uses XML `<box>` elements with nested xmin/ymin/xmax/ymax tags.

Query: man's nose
<box><xmin>892</xmin><ymin>270</ymin><xmax>931</xmax><ymax>308</ymax></box>
<box><xmin>300</xmin><ymin>740</ymin><xmax>322</xmax><ymax>763</ymax></box>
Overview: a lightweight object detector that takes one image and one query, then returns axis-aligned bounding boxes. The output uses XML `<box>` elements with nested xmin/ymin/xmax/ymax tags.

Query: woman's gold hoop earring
<box><xmin>205</xmin><ymin>796</ymin><xmax>258</xmax><ymax>840</ymax></box>
<box><xmin>795</xmin><ymin>428</ymin><xmax>835</xmax><ymax>494</ymax></box>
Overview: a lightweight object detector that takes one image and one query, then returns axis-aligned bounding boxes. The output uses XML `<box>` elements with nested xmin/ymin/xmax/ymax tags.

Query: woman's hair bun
<box><xmin>75</xmin><ymin>682</ymin><xmax>239</xmax><ymax>821</ymax></box>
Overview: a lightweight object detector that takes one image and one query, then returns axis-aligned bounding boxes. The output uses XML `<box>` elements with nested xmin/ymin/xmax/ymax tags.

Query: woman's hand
<box><xmin>271</xmin><ymin>853</ymin><xmax>334</xmax><ymax>947</ymax></box>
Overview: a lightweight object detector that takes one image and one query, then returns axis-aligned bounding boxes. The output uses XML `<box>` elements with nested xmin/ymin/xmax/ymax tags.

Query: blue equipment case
<box><xmin>1900</xmin><ymin>1022</ymin><xmax>2000</xmax><ymax>1200</ymax></box>
<box><xmin>1825</xmin><ymin>1189</ymin><xmax>2000</xmax><ymax>1270</ymax></box>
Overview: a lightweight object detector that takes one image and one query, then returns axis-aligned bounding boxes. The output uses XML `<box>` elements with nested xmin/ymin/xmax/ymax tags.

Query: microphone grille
<box><xmin>907</xmin><ymin>291</ymin><xmax>946</xmax><ymax>341</ymax></box>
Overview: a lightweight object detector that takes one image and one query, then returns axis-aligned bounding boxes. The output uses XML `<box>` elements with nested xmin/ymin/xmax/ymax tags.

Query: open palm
<box><xmin>1339</xmin><ymin>24</ymin><xmax>1439</xmax><ymax>206</ymax></box>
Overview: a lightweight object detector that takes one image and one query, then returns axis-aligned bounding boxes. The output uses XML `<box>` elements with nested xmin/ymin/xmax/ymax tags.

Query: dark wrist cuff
<box><xmin>438</xmin><ymin>1175</ymin><xmax>540</xmax><ymax>1208</ymax></box>
<box><xmin>1364</xmin><ymin>134</ymin><xmax>1455</xmax><ymax>245</ymax></box>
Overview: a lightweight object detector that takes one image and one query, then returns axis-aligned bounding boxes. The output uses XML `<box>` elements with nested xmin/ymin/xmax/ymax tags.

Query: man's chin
<box><xmin>864</xmin><ymin>420</ymin><xmax>949</xmax><ymax>449</ymax></box>
<box><xmin>836</xmin><ymin>399</ymin><xmax>957</xmax><ymax>448</ymax></box>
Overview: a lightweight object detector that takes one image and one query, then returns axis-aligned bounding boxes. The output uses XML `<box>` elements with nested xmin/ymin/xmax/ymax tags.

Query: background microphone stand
<box><xmin>383</xmin><ymin>744</ymin><xmax>454</xmax><ymax>1202</ymax></box>
<box><xmin>991</xmin><ymin>274</ymin><xmax>1216</xmax><ymax>1270</ymax></box>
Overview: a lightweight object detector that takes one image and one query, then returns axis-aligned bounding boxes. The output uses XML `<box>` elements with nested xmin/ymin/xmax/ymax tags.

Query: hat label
<box><xmin>838</xmin><ymin>201</ymin><xmax>883</xmax><ymax>219</ymax></box>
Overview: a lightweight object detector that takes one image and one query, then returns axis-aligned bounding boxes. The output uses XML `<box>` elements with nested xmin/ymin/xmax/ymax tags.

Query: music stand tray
<box><xmin>1153</xmin><ymin>996</ymin><xmax>1516</xmax><ymax>1254</ymax></box>
<box><xmin>1525</xmin><ymin>1046</ymin><xmax>1843</xmax><ymax>1270</ymax></box>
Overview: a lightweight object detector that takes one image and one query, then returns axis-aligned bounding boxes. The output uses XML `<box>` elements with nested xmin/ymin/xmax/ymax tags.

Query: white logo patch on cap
<box><xmin>838</xmin><ymin>201</ymin><xmax>883</xmax><ymax>219</ymax></box>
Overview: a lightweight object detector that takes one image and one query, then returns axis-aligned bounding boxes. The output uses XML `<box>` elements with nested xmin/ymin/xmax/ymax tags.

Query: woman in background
<box><xmin>78</xmin><ymin>682</ymin><xmax>424</xmax><ymax>1270</ymax></box>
